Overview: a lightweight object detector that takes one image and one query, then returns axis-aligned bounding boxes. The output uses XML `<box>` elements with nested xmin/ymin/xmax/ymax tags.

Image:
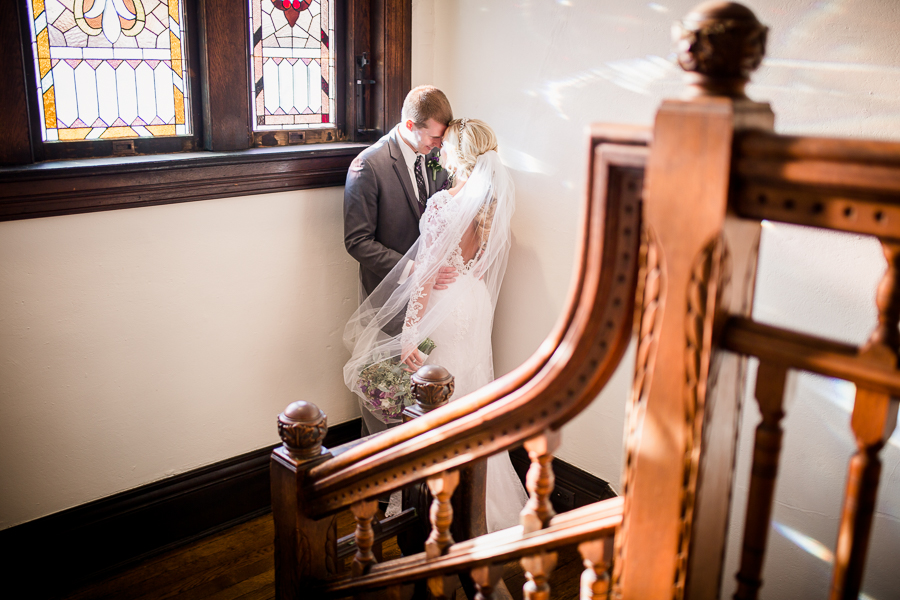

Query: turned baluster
<box><xmin>471</xmin><ymin>565</ymin><xmax>507</xmax><ymax>600</ymax></box>
<box><xmin>425</xmin><ymin>470</ymin><xmax>460</xmax><ymax>599</ymax></box>
<box><xmin>520</xmin><ymin>430</ymin><xmax>561</xmax><ymax>533</ymax></box>
<box><xmin>521</xmin><ymin>551</ymin><xmax>558</xmax><ymax>600</ymax></box>
<box><xmin>518</xmin><ymin>430</ymin><xmax>561</xmax><ymax>600</ymax></box>
<box><xmin>350</xmin><ymin>499</ymin><xmax>379</xmax><ymax>576</ymax></box>
<box><xmin>734</xmin><ymin>363</ymin><xmax>788</xmax><ymax>600</ymax></box>
<box><xmin>579</xmin><ymin>537</ymin><xmax>614</xmax><ymax>600</ymax></box>
<box><xmin>831</xmin><ymin>242</ymin><xmax>900</xmax><ymax>600</ymax></box>
<box><xmin>426</xmin><ymin>469</ymin><xmax>460</xmax><ymax>558</ymax></box>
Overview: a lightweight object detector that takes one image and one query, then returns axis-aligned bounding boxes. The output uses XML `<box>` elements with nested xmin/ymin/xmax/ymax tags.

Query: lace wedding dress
<box><xmin>345</xmin><ymin>151</ymin><xmax>527</xmax><ymax>532</ymax></box>
<box><xmin>423</xmin><ymin>193</ymin><xmax>528</xmax><ymax>533</ymax></box>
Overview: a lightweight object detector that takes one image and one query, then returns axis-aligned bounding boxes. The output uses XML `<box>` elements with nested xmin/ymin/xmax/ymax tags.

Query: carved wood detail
<box><xmin>578</xmin><ymin>537</ymin><xmax>613</xmax><ymax>600</ymax></box>
<box><xmin>521</xmin><ymin>551</ymin><xmax>558</xmax><ymax>600</ymax></box>
<box><xmin>425</xmin><ymin>470</ymin><xmax>459</xmax><ymax>559</ymax></box>
<box><xmin>673</xmin><ymin>2</ymin><xmax>767</xmax><ymax>98</ymax></box>
<box><xmin>350</xmin><ymin>499</ymin><xmax>379</xmax><ymax>577</ymax></box>
<box><xmin>521</xmin><ymin>431</ymin><xmax>561</xmax><ymax>534</ymax></box>
<box><xmin>673</xmin><ymin>234</ymin><xmax>731</xmax><ymax>597</ymax></box>
<box><xmin>318</xmin><ymin>496</ymin><xmax>623</xmax><ymax>597</ymax></box>
<box><xmin>471</xmin><ymin>565</ymin><xmax>505</xmax><ymax>600</ymax></box>
<box><xmin>734</xmin><ymin>362</ymin><xmax>788</xmax><ymax>600</ymax></box>
<box><xmin>277</xmin><ymin>401</ymin><xmax>327</xmax><ymax>460</ymax></box>
<box><xmin>612</xmin><ymin>224</ymin><xmax>662</xmax><ymax>594</ymax></box>
<box><xmin>830</xmin><ymin>241</ymin><xmax>900</xmax><ymax>600</ymax></box>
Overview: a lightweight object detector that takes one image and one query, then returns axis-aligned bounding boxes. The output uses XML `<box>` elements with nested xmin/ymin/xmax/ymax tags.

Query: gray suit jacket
<box><xmin>344</xmin><ymin>127</ymin><xmax>449</xmax><ymax>296</ymax></box>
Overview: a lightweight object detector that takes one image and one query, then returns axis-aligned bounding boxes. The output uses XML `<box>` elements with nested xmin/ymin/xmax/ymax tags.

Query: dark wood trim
<box><xmin>0</xmin><ymin>0</ymin><xmax>33</xmax><ymax>165</ymax></box>
<box><xmin>199</xmin><ymin>0</ymin><xmax>251</xmax><ymax>151</ymax></box>
<box><xmin>381</xmin><ymin>0</ymin><xmax>412</xmax><ymax>132</ymax></box>
<box><xmin>0</xmin><ymin>142</ymin><xmax>367</xmax><ymax>221</ymax></box>
<box><xmin>0</xmin><ymin>417</ymin><xmax>362</xmax><ymax>599</ymax></box>
<box><xmin>346</xmin><ymin>0</ymin><xmax>375</xmax><ymax>142</ymax></box>
<box><xmin>509</xmin><ymin>447</ymin><xmax>617</xmax><ymax>514</ymax></box>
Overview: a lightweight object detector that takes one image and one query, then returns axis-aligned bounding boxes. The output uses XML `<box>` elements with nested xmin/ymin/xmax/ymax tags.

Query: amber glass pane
<box><xmin>25</xmin><ymin>0</ymin><xmax>191</xmax><ymax>142</ymax></box>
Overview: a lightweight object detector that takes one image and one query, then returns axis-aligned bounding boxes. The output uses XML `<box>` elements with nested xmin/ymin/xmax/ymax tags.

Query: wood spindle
<box><xmin>350</xmin><ymin>499</ymin><xmax>378</xmax><ymax>577</ymax></box>
<box><xmin>829</xmin><ymin>240</ymin><xmax>900</xmax><ymax>599</ymax></box>
<box><xmin>521</xmin><ymin>430</ymin><xmax>562</xmax><ymax>534</ymax></box>
<box><xmin>521</xmin><ymin>551</ymin><xmax>558</xmax><ymax>600</ymax></box>
<box><xmin>579</xmin><ymin>537</ymin><xmax>613</xmax><ymax>600</ymax></box>
<box><xmin>734</xmin><ymin>362</ymin><xmax>788</xmax><ymax>600</ymax></box>
<box><xmin>425</xmin><ymin>469</ymin><xmax>460</xmax><ymax>559</ymax></box>
<box><xmin>866</xmin><ymin>241</ymin><xmax>900</xmax><ymax>353</ymax></box>
<box><xmin>829</xmin><ymin>387</ymin><xmax>898</xmax><ymax>600</ymax></box>
<box><xmin>471</xmin><ymin>565</ymin><xmax>506</xmax><ymax>600</ymax></box>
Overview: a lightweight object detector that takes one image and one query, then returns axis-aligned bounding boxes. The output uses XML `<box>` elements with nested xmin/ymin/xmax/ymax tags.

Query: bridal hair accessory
<box><xmin>458</xmin><ymin>118</ymin><xmax>469</xmax><ymax>136</ymax></box>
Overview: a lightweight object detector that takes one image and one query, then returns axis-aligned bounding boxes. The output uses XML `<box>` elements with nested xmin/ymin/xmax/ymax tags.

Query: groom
<box><xmin>343</xmin><ymin>85</ymin><xmax>454</xmax><ymax>298</ymax></box>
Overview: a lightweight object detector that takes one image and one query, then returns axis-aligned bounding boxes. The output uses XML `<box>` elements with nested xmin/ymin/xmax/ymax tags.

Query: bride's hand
<box><xmin>403</xmin><ymin>348</ymin><xmax>426</xmax><ymax>372</ymax></box>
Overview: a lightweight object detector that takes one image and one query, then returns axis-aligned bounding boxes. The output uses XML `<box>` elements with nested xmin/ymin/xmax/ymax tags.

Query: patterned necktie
<box><xmin>414</xmin><ymin>154</ymin><xmax>428</xmax><ymax>207</ymax></box>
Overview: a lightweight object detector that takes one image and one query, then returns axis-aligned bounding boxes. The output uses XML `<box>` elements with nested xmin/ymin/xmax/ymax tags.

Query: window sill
<box><xmin>0</xmin><ymin>142</ymin><xmax>369</xmax><ymax>221</ymax></box>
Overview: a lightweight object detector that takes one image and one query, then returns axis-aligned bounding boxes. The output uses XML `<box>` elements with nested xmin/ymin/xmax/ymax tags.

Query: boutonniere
<box><xmin>426</xmin><ymin>153</ymin><xmax>442</xmax><ymax>181</ymax></box>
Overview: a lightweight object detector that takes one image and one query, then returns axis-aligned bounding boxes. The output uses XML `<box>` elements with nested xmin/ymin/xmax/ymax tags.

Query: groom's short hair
<box><xmin>401</xmin><ymin>86</ymin><xmax>453</xmax><ymax>128</ymax></box>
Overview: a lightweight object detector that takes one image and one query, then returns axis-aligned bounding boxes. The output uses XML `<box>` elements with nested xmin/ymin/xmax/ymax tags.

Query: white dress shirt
<box><xmin>393</xmin><ymin>126</ymin><xmax>426</xmax><ymax>202</ymax></box>
<box><xmin>393</xmin><ymin>126</ymin><xmax>427</xmax><ymax>282</ymax></box>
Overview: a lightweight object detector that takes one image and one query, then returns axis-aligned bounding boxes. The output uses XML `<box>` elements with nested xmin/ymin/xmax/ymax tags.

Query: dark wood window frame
<box><xmin>0</xmin><ymin>0</ymin><xmax>411</xmax><ymax>222</ymax></box>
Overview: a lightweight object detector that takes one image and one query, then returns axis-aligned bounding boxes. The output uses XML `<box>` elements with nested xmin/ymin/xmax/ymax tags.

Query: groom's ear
<box><xmin>403</xmin><ymin>119</ymin><xmax>415</xmax><ymax>131</ymax></box>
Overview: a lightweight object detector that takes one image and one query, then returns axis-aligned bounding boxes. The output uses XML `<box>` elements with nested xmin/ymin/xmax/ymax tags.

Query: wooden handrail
<box><xmin>296</xmin><ymin>135</ymin><xmax>649</xmax><ymax>519</ymax></box>
<box><xmin>316</xmin><ymin>497</ymin><xmax>624</xmax><ymax>598</ymax></box>
<box><xmin>722</xmin><ymin>316</ymin><xmax>900</xmax><ymax>395</ymax></box>
<box><xmin>733</xmin><ymin>131</ymin><xmax>900</xmax><ymax>240</ymax></box>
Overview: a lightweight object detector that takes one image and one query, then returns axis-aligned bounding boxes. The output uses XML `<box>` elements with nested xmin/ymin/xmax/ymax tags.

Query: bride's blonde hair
<box><xmin>442</xmin><ymin>118</ymin><xmax>498</xmax><ymax>179</ymax></box>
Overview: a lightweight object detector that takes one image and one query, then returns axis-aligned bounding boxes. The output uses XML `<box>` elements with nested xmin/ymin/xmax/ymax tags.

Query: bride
<box><xmin>343</xmin><ymin>118</ymin><xmax>528</xmax><ymax>532</ymax></box>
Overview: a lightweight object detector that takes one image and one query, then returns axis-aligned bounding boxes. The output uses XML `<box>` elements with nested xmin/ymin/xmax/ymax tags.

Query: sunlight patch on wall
<box><xmin>532</xmin><ymin>55</ymin><xmax>679</xmax><ymax>119</ymax></box>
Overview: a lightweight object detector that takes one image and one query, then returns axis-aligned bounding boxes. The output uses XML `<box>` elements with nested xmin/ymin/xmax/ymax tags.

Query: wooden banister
<box><xmin>315</xmin><ymin>497</ymin><xmax>623</xmax><ymax>598</ymax></box>
<box><xmin>297</xmin><ymin>140</ymin><xmax>645</xmax><ymax>519</ymax></box>
<box><xmin>273</xmin><ymin>4</ymin><xmax>900</xmax><ymax>600</ymax></box>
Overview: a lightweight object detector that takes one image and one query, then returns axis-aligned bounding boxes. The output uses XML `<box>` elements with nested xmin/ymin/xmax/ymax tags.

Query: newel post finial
<box><xmin>277</xmin><ymin>400</ymin><xmax>327</xmax><ymax>460</ymax></box>
<box><xmin>674</xmin><ymin>1</ymin><xmax>768</xmax><ymax>98</ymax></box>
<box><xmin>411</xmin><ymin>364</ymin><xmax>455</xmax><ymax>410</ymax></box>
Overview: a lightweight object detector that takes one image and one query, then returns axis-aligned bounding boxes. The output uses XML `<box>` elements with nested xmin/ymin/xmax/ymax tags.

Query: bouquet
<box><xmin>357</xmin><ymin>338</ymin><xmax>436</xmax><ymax>422</ymax></box>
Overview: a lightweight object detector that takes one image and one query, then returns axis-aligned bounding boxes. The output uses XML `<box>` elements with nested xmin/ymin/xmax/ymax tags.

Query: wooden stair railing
<box><xmin>270</xmin><ymin>120</ymin><xmax>645</xmax><ymax>599</ymax></box>
<box><xmin>612</xmin><ymin>3</ymin><xmax>900</xmax><ymax>600</ymax></box>
<box><xmin>273</xmin><ymin>2</ymin><xmax>898</xmax><ymax>599</ymax></box>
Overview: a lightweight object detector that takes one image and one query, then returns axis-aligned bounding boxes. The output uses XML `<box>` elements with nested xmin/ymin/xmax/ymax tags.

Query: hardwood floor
<box><xmin>61</xmin><ymin>511</ymin><xmax>584</xmax><ymax>600</ymax></box>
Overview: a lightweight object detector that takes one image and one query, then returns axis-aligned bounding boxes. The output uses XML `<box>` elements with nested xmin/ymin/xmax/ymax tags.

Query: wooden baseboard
<box><xmin>1</xmin><ymin>418</ymin><xmax>613</xmax><ymax>598</ymax></box>
<box><xmin>0</xmin><ymin>418</ymin><xmax>361</xmax><ymax>599</ymax></box>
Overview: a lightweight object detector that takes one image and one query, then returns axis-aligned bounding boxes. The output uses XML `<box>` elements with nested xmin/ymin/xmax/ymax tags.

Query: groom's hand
<box><xmin>433</xmin><ymin>266</ymin><xmax>458</xmax><ymax>290</ymax></box>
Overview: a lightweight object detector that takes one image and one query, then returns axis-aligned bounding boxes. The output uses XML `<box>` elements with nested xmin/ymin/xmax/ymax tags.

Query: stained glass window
<box><xmin>249</xmin><ymin>0</ymin><xmax>335</xmax><ymax>130</ymax></box>
<box><xmin>25</xmin><ymin>0</ymin><xmax>191</xmax><ymax>142</ymax></box>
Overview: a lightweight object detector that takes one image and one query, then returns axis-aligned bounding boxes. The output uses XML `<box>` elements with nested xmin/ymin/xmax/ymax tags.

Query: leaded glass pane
<box><xmin>25</xmin><ymin>0</ymin><xmax>191</xmax><ymax>142</ymax></box>
<box><xmin>249</xmin><ymin>0</ymin><xmax>335</xmax><ymax>131</ymax></box>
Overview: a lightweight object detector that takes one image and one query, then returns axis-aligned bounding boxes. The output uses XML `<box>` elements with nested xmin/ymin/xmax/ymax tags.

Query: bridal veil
<box><xmin>343</xmin><ymin>149</ymin><xmax>516</xmax><ymax>424</ymax></box>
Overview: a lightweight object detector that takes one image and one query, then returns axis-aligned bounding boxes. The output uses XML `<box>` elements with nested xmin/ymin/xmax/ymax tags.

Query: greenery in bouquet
<box><xmin>357</xmin><ymin>338</ymin><xmax>436</xmax><ymax>421</ymax></box>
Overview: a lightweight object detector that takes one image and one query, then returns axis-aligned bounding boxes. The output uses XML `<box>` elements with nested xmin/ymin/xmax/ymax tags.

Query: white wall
<box><xmin>0</xmin><ymin>188</ymin><xmax>360</xmax><ymax>529</ymax></box>
<box><xmin>413</xmin><ymin>1</ymin><xmax>900</xmax><ymax>598</ymax></box>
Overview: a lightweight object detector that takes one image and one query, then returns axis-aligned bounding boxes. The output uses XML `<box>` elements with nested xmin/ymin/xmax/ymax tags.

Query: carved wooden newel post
<box><xmin>271</xmin><ymin>401</ymin><xmax>336</xmax><ymax>600</ymax></box>
<box><xmin>614</xmin><ymin>3</ymin><xmax>772</xmax><ymax>600</ymax></box>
